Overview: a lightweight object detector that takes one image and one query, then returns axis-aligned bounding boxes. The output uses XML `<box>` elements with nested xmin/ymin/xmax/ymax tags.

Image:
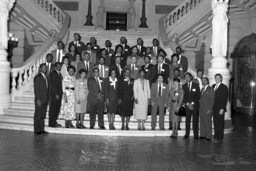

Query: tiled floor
<box><xmin>0</xmin><ymin>113</ymin><xmax>256</xmax><ymax>171</ymax></box>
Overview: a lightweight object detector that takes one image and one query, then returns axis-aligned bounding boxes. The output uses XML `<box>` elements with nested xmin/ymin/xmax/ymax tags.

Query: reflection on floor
<box><xmin>0</xmin><ymin>112</ymin><xmax>255</xmax><ymax>171</ymax></box>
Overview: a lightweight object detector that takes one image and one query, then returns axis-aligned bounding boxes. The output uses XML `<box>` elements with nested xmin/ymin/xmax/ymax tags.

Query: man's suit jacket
<box><xmin>110</xmin><ymin>63</ymin><xmax>124</xmax><ymax>78</ymax></box>
<box><xmin>151</xmin><ymin>82</ymin><xmax>169</xmax><ymax>106</ymax></box>
<box><xmin>51</xmin><ymin>49</ymin><xmax>67</xmax><ymax>63</ymax></box>
<box><xmin>150</xmin><ymin>46</ymin><xmax>162</xmax><ymax>57</ymax></box>
<box><xmin>178</xmin><ymin>55</ymin><xmax>188</xmax><ymax>73</ymax></box>
<box><xmin>142</xmin><ymin>64</ymin><xmax>155</xmax><ymax>85</ymax></box>
<box><xmin>182</xmin><ymin>82</ymin><xmax>200</xmax><ymax>109</ymax></box>
<box><xmin>212</xmin><ymin>83</ymin><xmax>228</xmax><ymax>112</ymax></box>
<box><xmin>34</xmin><ymin>73</ymin><xmax>49</xmax><ymax>104</ymax></box>
<box><xmin>94</xmin><ymin>64</ymin><xmax>109</xmax><ymax>78</ymax></box>
<box><xmin>199</xmin><ymin>86</ymin><xmax>215</xmax><ymax>114</ymax></box>
<box><xmin>44</xmin><ymin>62</ymin><xmax>55</xmax><ymax>77</ymax></box>
<box><xmin>104</xmin><ymin>48</ymin><xmax>115</xmax><ymax>67</ymax></box>
<box><xmin>131</xmin><ymin>45</ymin><xmax>146</xmax><ymax>56</ymax></box>
<box><xmin>87</xmin><ymin>76</ymin><xmax>105</xmax><ymax>103</ymax></box>
<box><xmin>76</xmin><ymin>61</ymin><xmax>93</xmax><ymax>78</ymax></box>
<box><xmin>116</xmin><ymin>44</ymin><xmax>131</xmax><ymax>57</ymax></box>
<box><xmin>49</xmin><ymin>70</ymin><xmax>63</xmax><ymax>99</ymax></box>
<box><xmin>85</xmin><ymin>50</ymin><xmax>97</xmax><ymax>65</ymax></box>
<box><xmin>125</xmin><ymin>64</ymin><xmax>141</xmax><ymax>79</ymax></box>
<box><xmin>92</xmin><ymin>44</ymin><xmax>101</xmax><ymax>53</ymax></box>
<box><xmin>68</xmin><ymin>41</ymin><xmax>86</xmax><ymax>54</ymax></box>
<box><xmin>152</xmin><ymin>63</ymin><xmax>170</xmax><ymax>84</ymax></box>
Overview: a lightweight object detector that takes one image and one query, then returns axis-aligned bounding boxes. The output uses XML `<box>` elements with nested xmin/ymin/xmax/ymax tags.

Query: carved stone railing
<box><xmin>163</xmin><ymin>0</ymin><xmax>204</xmax><ymax>33</ymax></box>
<box><xmin>10</xmin><ymin>5</ymin><xmax>71</xmax><ymax>99</ymax></box>
<box><xmin>34</xmin><ymin>0</ymin><xmax>65</xmax><ymax>26</ymax></box>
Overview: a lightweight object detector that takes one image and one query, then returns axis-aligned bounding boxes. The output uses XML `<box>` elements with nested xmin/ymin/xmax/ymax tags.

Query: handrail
<box><xmin>163</xmin><ymin>0</ymin><xmax>204</xmax><ymax>33</ymax></box>
<box><xmin>11</xmin><ymin>7</ymin><xmax>71</xmax><ymax>96</ymax></box>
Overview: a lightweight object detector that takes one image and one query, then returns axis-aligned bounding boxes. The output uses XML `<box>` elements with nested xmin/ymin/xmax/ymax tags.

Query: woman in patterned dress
<box><xmin>75</xmin><ymin>69</ymin><xmax>88</xmax><ymax>129</ymax></box>
<box><xmin>104</xmin><ymin>69</ymin><xmax>119</xmax><ymax>130</ymax></box>
<box><xmin>61</xmin><ymin>65</ymin><xmax>76</xmax><ymax>128</ymax></box>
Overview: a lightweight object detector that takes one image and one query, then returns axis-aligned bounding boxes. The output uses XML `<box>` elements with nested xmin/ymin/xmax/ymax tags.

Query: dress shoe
<box><xmin>56</xmin><ymin>123</ymin><xmax>62</xmax><ymax>127</ymax></box>
<box><xmin>90</xmin><ymin>126</ymin><xmax>94</xmax><ymax>129</ymax></box>
<box><xmin>80</xmin><ymin>124</ymin><xmax>86</xmax><ymax>129</ymax></box>
<box><xmin>206</xmin><ymin>138</ymin><xmax>211</xmax><ymax>141</ymax></box>
<box><xmin>199</xmin><ymin>137</ymin><xmax>206</xmax><ymax>140</ymax></box>
<box><xmin>121</xmin><ymin>126</ymin><xmax>125</xmax><ymax>130</ymax></box>
<box><xmin>112</xmin><ymin>125</ymin><xmax>116</xmax><ymax>130</ymax></box>
<box><xmin>126</xmin><ymin>126</ymin><xmax>129</xmax><ymax>130</ymax></box>
<box><xmin>160</xmin><ymin>128</ymin><xmax>165</xmax><ymax>131</ymax></box>
<box><xmin>76</xmin><ymin>123</ymin><xmax>82</xmax><ymax>129</ymax></box>
<box><xmin>151</xmin><ymin>127</ymin><xmax>155</xmax><ymax>130</ymax></box>
<box><xmin>138</xmin><ymin>127</ymin><xmax>142</xmax><ymax>130</ymax></box>
<box><xmin>69</xmin><ymin>123</ymin><xmax>75</xmax><ymax>128</ymax></box>
<box><xmin>100</xmin><ymin>126</ymin><xmax>106</xmax><ymax>130</ymax></box>
<box><xmin>41</xmin><ymin>131</ymin><xmax>49</xmax><ymax>134</ymax></box>
<box><xmin>170</xmin><ymin>135</ymin><xmax>177</xmax><ymax>139</ymax></box>
<box><xmin>142</xmin><ymin>127</ymin><xmax>146</xmax><ymax>130</ymax></box>
<box><xmin>194</xmin><ymin>137</ymin><xmax>199</xmax><ymax>140</ymax></box>
<box><xmin>34</xmin><ymin>132</ymin><xmax>43</xmax><ymax>135</ymax></box>
<box><xmin>183</xmin><ymin>135</ymin><xmax>189</xmax><ymax>139</ymax></box>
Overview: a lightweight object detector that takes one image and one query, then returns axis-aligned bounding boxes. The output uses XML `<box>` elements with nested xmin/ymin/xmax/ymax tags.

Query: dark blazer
<box><xmin>150</xmin><ymin>46</ymin><xmax>162</xmax><ymax>57</ymax></box>
<box><xmin>68</xmin><ymin>41</ymin><xmax>86</xmax><ymax>54</ymax></box>
<box><xmin>125</xmin><ymin>64</ymin><xmax>141</xmax><ymax>79</ymax></box>
<box><xmin>49</xmin><ymin>70</ymin><xmax>63</xmax><ymax>98</ymax></box>
<box><xmin>182</xmin><ymin>82</ymin><xmax>200</xmax><ymax>109</ymax></box>
<box><xmin>103</xmin><ymin>48</ymin><xmax>115</xmax><ymax>67</ymax></box>
<box><xmin>178</xmin><ymin>55</ymin><xmax>188</xmax><ymax>73</ymax></box>
<box><xmin>142</xmin><ymin>64</ymin><xmax>155</xmax><ymax>85</ymax></box>
<box><xmin>116</xmin><ymin>44</ymin><xmax>131</xmax><ymax>57</ymax></box>
<box><xmin>104</xmin><ymin>78</ymin><xmax>119</xmax><ymax>101</ymax></box>
<box><xmin>199</xmin><ymin>86</ymin><xmax>215</xmax><ymax>113</ymax></box>
<box><xmin>152</xmin><ymin>63</ymin><xmax>170</xmax><ymax>84</ymax></box>
<box><xmin>212</xmin><ymin>83</ymin><xmax>228</xmax><ymax>112</ymax></box>
<box><xmin>34</xmin><ymin>73</ymin><xmax>48</xmax><ymax>104</ymax></box>
<box><xmin>131</xmin><ymin>45</ymin><xmax>146</xmax><ymax>56</ymax></box>
<box><xmin>87</xmin><ymin>76</ymin><xmax>105</xmax><ymax>103</ymax></box>
<box><xmin>76</xmin><ymin>61</ymin><xmax>93</xmax><ymax>78</ymax></box>
<box><xmin>110</xmin><ymin>63</ymin><xmax>124</xmax><ymax>78</ymax></box>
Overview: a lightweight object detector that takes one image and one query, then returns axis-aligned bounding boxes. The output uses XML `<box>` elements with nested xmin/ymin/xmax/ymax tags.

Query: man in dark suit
<box><xmin>116</xmin><ymin>36</ymin><xmax>131</xmax><ymax>59</ymax></box>
<box><xmin>85</xmin><ymin>43</ymin><xmax>97</xmax><ymax>65</ymax></box>
<box><xmin>45</xmin><ymin>53</ymin><xmax>55</xmax><ymax>77</ymax></box>
<box><xmin>33</xmin><ymin>63</ymin><xmax>49</xmax><ymax>135</ymax></box>
<box><xmin>182</xmin><ymin>72</ymin><xmax>200</xmax><ymax>139</ymax></box>
<box><xmin>132</xmin><ymin>38</ymin><xmax>146</xmax><ymax>57</ymax></box>
<box><xmin>68</xmin><ymin>33</ymin><xmax>86</xmax><ymax>54</ymax></box>
<box><xmin>88</xmin><ymin>68</ymin><xmax>106</xmax><ymax>129</ymax></box>
<box><xmin>151</xmin><ymin>74</ymin><xmax>169</xmax><ymax>130</ymax></box>
<box><xmin>199</xmin><ymin>77</ymin><xmax>215</xmax><ymax>141</ymax></box>
<box><xmin>48</xmin><ymin>62</ymin><xmax>63</xmax><ymax>127</ymax></box>
<box><xmin>94</xmin><ymin>56</ymin><xmax>109</xmax><ymax>79</ymax></box>
<box><xmin>125</xmin><ymin>55</ymin><xmax>141</xmax><ymax>79</ymax></box>
<box><xmin>110</xmin><ymin>56</ymin><xmax>123</xmax><ymax>79</ymax></box>
<box><xmin>150</xmin><ymin>38</ymin><xmax>162</xmax><ymax>58</ymax></box>
<box><xmin>51</xmin><ymin>41</ymin><xmax>67</xmax><ymax>63</ymax></box>
<box><xmin>142</xmin><ymin>56</ymin><xmax>155</xmax><ymax>86</ymax></box>
<box><xmin>76</xmin><ymin>51</ymin><xmax>93</xmax><ymax>78</ymax></box>
<box><xmin>176</xmin><ymin>47</ymin><xmax>188</xmax><ymax>73</ymax></box>
<box><xmin>90</xmin><ymin>37</ymin><xmax>101</xmax><ymax>53</ymax></box>
<box><xmin>152</xmin><ymin>55</ymin><xmax>169</xmax><ymax>84</ymax></box>
<box><xmin>104</xmin><ymin>40</ymin><xmax>115</xmax><ymax>67</ymax></box>
<box><xmin>212</xmin><ymin>74</ymin><xmax>228</xmax><ymax>143</ymax></box>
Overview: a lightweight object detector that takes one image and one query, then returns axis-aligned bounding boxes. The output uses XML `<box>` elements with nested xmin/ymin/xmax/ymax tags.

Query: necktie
<box><xmin>158</xmin><ymin>84</ymin><xmax>162</xmax><ymax>97</ymax></box>
<box><xmin>132</xmin><ymin>65</ymin><xmax>135</xmax><ymax>74</ymax></box>
<box><xmin>188</xmin><ymin>83</ymin><xmax>191</xmax><ymax>92</ymax></box>
<box><xmin>57</xmin><ymin>50</ymin><xmax>61</xmax><ymax>62</ymax></box>
<box><xmin>100</xmin><ymin>65</ymin><xmax>104</xmax><ymax>78</ymax></box>
<box><xmin>138</xmin><ymin>46</ymin><xmax>141</xmax><ymax>54</ymax></box>
<box><xmin>214</xmin><ymin>84</ymin><xmax>219</xmax><ymax>91</ymax></box>
<box><xmin>86</xmin><ymin>62</ymin><xmax>89</xmax><ymax>71</ymax></box>
<box><xmin>59</xmin><ymin>72</ymin><xmax>63</xmax><ymax>80</ymax></box>
<box><xmin>154</xmin><ymin>47</ymin><xmax>157</xmax><ymax>55</ymax></box>
<box><xmin>96</xmin><ymin>77</ymin><xmax>101</xmax><ymax>92</ymax></box>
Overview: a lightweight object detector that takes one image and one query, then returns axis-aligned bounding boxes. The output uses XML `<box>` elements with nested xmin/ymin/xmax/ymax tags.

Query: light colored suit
<box><xmin>199</xmin><ymin>85</ymin><xmax>215</xmax><ymax>139</ymax></box>
<box><xmin>94</xmin><ymin>64</ymin><xmax>109</xmax><ymax>79</ymax></box>
<box><xmin>134</xmin><ymin>79</ymin><xmax>151</xmax><ymax>120</ymax></box>
<box><xmin>51</xmin><ymin>49</ymin><xmax>67</xmax><ymax>63</ymax></box>
<box><xmin>151</xmin><ymin>82</ymin><xmax>169</xmax><ymax>129</ymax></box>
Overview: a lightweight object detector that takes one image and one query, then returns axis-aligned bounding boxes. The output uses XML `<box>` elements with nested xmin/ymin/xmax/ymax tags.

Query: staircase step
<box><xmin>15</xmin><ymin>96</ymin><xmax>34</xmax><ymax>104</ymax></box>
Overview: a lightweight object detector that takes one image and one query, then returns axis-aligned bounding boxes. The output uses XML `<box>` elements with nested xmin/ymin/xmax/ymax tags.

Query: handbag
<box><xmin>175</xmin><ymin>106</ymin><xmax>186</xmax><ymax>117</ymax></box>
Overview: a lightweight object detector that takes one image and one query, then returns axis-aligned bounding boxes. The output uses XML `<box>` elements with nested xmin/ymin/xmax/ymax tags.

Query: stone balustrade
<box><xmin>164</xmin><ymin>0</ymin><xmax>203</xmax><ymax>30</ymax></box>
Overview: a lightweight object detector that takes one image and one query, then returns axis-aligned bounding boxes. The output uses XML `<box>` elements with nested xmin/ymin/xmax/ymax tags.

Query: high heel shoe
<box><xmin>69</xmin><ymin>121</ymin><xmax>75</xmax><ymax>128</ymax></box>
<box><xmin>65</xmin><ymin>121</ymin><xmax>70</xmax><ymax>128</ymax></box>
<box><xmin>76</xmin><ymin>123</ymin><xmax>82</xmax><ymax>129</ymax></box>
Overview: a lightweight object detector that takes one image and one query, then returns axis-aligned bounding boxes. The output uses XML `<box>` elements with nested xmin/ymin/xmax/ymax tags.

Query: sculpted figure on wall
<box><xmin>127</xmin><ymin>0</ymin><xmax>136</xmax><ymax>30</ymax></box>
<box><xmin>96</xmin><ymin>0</ymin><xmax>105</xmax><ymax>28</ymax></box>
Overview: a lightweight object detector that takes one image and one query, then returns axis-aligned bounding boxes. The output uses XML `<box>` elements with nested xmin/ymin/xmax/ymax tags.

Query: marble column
<box><xmin>139</xmin><ymin>0</ymin><xmax>148</xmax><ymax>28</ymax></box>
<box><xmin>96</xmin><ymin>0</ymin><xmax>105</xmax><ymax>29</ymax></box>
<box><xmin>0</xmin><ymin>0</ymin><xmax>16</xmax><ymax>114</ymax></box>
<box><xmin>208</xmin><ymin>0</ymin><xmax>231</xmax><ymax>127</ymax></box>
<box><xmin>84</xmin><ymin>0</ymin><xmax>93</xmax><ymax>26</ymax></box>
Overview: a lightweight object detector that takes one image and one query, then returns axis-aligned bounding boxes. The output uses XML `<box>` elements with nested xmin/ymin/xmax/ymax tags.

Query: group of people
<box><xmin>34</xmin><ymin>33</ymin><xmax>228</xmax><ymax>143</ymax></box>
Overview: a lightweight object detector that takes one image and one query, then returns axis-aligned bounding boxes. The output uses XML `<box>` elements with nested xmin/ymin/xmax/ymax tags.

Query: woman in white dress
<box><xmin>133</xmin><ymin>69</ymin><xmax>151</xmax><ymax>130</ymax></box>
<box><xmin>61</xmin><ymin>56</ymin><xmax>70</xmax><ymax>78</ymax></box>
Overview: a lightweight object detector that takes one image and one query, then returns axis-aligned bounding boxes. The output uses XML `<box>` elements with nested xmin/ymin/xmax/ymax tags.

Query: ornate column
<box><xmin>139</xmin><ymin>0</ymin><xmax>148</xmax><ymax>28</ymax></box>
<box><xmin>84</xmin><ymin>0</ymin><xmax>93</xmax><ymax>26</ymax></box>
<box><xmin>0</xmin><ymin>0</ymin><xmax>16</xmax><ymax>114</ymax></box>
<box><xmin>96</xmin><ymin>0</ymin><xmax>105</xmax><ymax>29</ymax></box>
<box><xmin>208</xmin><ymin>0</ymin><xmax>232</xmax><ymax>127</ymax></box>
<box><xmin>127</xmin><ymin>0</ymin><xmax>136</xmax><ymax>30</ymax></box>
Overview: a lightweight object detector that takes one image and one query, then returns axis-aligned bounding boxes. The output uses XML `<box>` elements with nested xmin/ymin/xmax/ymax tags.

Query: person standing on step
<box><xmin>199</xmin><ymin>77</ymin><xmax>215</xmax><ymax>141</ymax></box>
<box><xmin>125</xmin><ymin>55</ymin><xmax>140</xmax><ymax>80</ymax></box>
<box><xmin>169</xmin><ymin>78</ymin><xmax>184</xmax><ymax>138</ymax></box>
<box><xmin>45</xmin><ymin>53</ymin><xmax>55</xmax><ymax>77</ymax></box>
<box><xmin>134</xmin><ymin>69</ymin><xmax>151</xmax><ymax>130</ymax></box>
<box><xmin>152</xmin><ymin>55</ymin><xmax>170</xmax><ymax>84</ymax></box>
<box><xmin>76</xmin><ymin>51</ymin><xmax>93</xmax><ymax>78</ymax></box>
<box><xmin>89</xmin><ymin>37</ymin><xmax>101</xmax><ymax>54</ymax></box>
<box><xmin>176</xmin><ymin>47</ymin><xmax>188</xmax><ymax>73</ymax></box>
<box><xmin>141</xmin><ymin>55</ymin><xmax>155</xmax><ymax>86</ymax></box>
<box><xmin>182</xmin><ymin>72</ymin><xmax>200</xmax><ymax>139</ymax></box>
<box><xmin>85</xmin><ymin>43</ymin><xmax>97</xmax><ymax>65</ymax></box>
<box><xmin>68</xmin><ymin>33</ymin><xmax>86</xmax><ymax>54</ymax></box>
<box><xmin>212</xmin><ymin>74</ymin><xmax>228</xmax><ymax>143</ymax></box>
<box><xmin>104</xmin><ymin>69</ymin><xmax>119</xmax><ymax>130</ymax></box>
<box><xmin>61</xmin><ymin>66</ymin><xmax>76</xmax><ymax>128</ymax></box>
<box><xmin>95</xmin><ymin>56</ymin><xmax>109</xmax><ymax>79</ymax></box>
<box><xmin>75</xmin><ymin>69</ymin><xmax>88</xmax><ymax>129</ymax></box>
<box><xmin>52</xmin><ymin>41</ymin><xmax>67</xmax><ymax>63</ymax></box>
<box><xmin>116</xmin><ymin>36</ymin><xmax>131</xmax><ymax>66</ymax></box>
<box><xmin>87</xmin><ymin>68</ymin><xmax>106</xmax><ymax>130</ymax></box>
<box><xmin>151</xmin><ymin>74</ymin><xmax>169</xmax><ymax>130</ymax></box>
<box><xmin>118</xmin><ymin>68</ymin><xmax>134</xmax><ymax>130</ymax></box>
<box><xmin>110</xmin><ymin>56</ymin><xmax>123</xmax><ymax>79</ymax></box>
<box><xmin>104</xmin><ymin>40</ymin><xmax>115</xmax><ymax>67</ymax></box>
<box><xmin>48</xmin><ymin>62</ymin><xmax>63</xmax><ymax>128</ymax></box>
<box><xmin>34</xmin><ymin>63</ymin><xmax>49</xmax><ymax>135</ymax></box>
